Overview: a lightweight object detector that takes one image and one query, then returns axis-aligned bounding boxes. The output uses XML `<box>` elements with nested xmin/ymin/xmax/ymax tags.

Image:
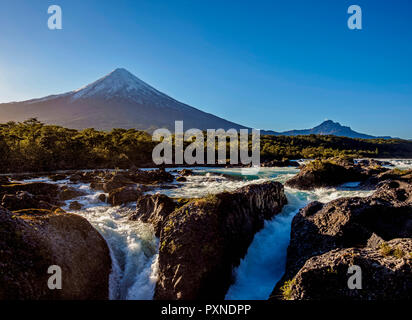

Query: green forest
<box><xmin>1</xmin><ymin>119</ymin><xmax>412</xmax><ymax>173</ymax></box>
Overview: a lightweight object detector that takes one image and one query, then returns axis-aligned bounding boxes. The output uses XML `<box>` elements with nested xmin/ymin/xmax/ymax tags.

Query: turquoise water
<box><xmin>18</xmin><ymin>160</ymin><xmax>411</xmax><ymax>300</ymax></box>
<box><xmin>156</xmin><ymin>166</ymin><xmax>373</xmax><ymax>299</ymax></box>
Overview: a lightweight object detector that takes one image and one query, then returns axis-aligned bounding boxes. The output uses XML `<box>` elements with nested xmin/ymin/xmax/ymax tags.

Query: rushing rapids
<box><xmin>11</xmin><ymin>159</ymin><xmax>412</xmax><ymax>300</ymax></box>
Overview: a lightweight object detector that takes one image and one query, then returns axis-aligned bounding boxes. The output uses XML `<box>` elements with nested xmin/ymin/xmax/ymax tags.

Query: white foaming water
<box><xmin>152</xmin><ymin>167</ymin><xmax>299</xmax><ymax>199</ymax></box>
<box><xmin>16</xmin><ymin>161</ymin><xmax>403</xmax><ymax>300</ymax></box>
<box><xmin>224</xmin><ymin>171</ymin><xmax>373</xmax><ymax>300</ymax></box>
<box><xmin>19</xmin><ymin>176</ymin><xmax>159</xmax><ymax>300</ymax></box>
<box><xmin>383</xmin><ymin>159</ymin><xmax>412</xmax><ymax>170</ymax></box>
<box><xmin>73</xmin><ymin>204</ymin><xmax>159</xmax><ymax>300</ymax></box>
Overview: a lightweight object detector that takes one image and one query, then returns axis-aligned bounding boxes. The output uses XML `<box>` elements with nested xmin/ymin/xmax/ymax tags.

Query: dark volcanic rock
<box><xmin>103</xmin><ymin>174</ymin><xmax>136</xmax><ymax>193</ymax></box>
<box><xmin>59</xmin><ymin>186</ymin><xmax>86</xmax><ymax>201</ymax></box>
<box><xmin>131</xmin><ymin>194</ymin><xmax>177</xmax><ymax>237</ymax></box>
<box><xmin>0</xmin><ymin>206</ymin><xmax>111</xmax><ymax>299</ymax></box>
<box><xmin>261</xmin><ymin>159</ymin><xmax>300</xmax><ymax>167</ymax></box>
<box><xmin>365</xmin><ymin>168</ymin><xmax>412</xmax><ymax>187</ymax></box>
<box><xmin>48</xmin><ymin>174</ymin><xmax>68</xmax><ymax>182</ymax></box>
<box><xmin>154</xmin><ymin>181</ymin><xmax>287</xmax><ymax>300</ymax></box>
<box><xmin>69</xmin><ymin>201</ymin><xmax>83</xmax><ymax>210</ymax></box>
<box><xmin>0</xmin><ymin>182</ymin><xmax>63</xmax><ymax>211</ymax></box>
<box><xmin>176</xmin><ymin>176</ymin><xmax>187</xmax><ymax>182</ymax></box>
<box><xmin>0</xmin><ymin>182</ymin><xmax>60</xmax><ymax>198</ymax></box>
<box><xmin>1</xmin><ymin>191</ymin><xmax>56</xmax><ymax>211</ymax></box>
<box><xmin>98</xmin><ymin>194</ymin><xmax>107</xmax><ymax>203</ymax></box>
<box><xmin>107</xmin><ymin>186</ymin><xmax>143</xmax><ymax>206</ymax></box>
<box><xmin>286</xmin><ymin>158</ymin><xmax>388</xmax><ymax>190</ymax></box>
<box><xmin>270</xmin><ymin>179</ymin><xmax>412</xmax><ymax>300</ymax></box>
<box><xmin>91</xmin><ymin>169</ymin><xmax>174</xmax><ymax>193</ymax></box>
<box><xmin>130</xmin><ymin>168</ymin><xmax>174</xmax><ymax>184</ymax></box>
<box><xmin>284</xmin><ymin>239</ymin><xmax>412</xmax><ymax>300</ymax></box>
<box><xmin>178</xmin><ymin>169</ymin><xmax>194</xmax><ymax>176</ymax></box>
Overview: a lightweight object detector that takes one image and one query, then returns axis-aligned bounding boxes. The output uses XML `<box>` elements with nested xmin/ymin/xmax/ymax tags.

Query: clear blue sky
<box><xmin>0</xmin><ymin>0</ymin><xmax>411</xmax><ymax>138</ymax></box>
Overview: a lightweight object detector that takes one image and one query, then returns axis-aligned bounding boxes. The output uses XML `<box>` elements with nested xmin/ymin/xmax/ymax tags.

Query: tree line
<box><xmin>1</xmin><ymin>119</ymin><xmax>411</xmax><ymax>173</ymax></box>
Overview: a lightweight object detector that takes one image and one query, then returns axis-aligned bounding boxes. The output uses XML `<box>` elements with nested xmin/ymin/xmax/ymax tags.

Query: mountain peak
<box><xmin>71</xmin><ymin>68</ymin><xmax>159</xmax><ymax>101</ymax></box>
<box><xmin>279</xmin><ymin>119</ymin><xmax>391</xmax><ymax>139</ymax></box>
<box><xmin>106</xmin><ymin>67</ymin><xmax>136</xmax><ymax>79</ymax></box>
<box><xmin>318</xmin><ymin>120</ymin><xmax>341</xmax><ymax>127</ymax></box>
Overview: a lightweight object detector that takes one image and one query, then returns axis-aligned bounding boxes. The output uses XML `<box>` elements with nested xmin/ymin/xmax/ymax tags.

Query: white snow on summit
<box><xmin>71</xmin><ymin>68</ymin><xmax>166</xmax><ymax>102</ymax></box>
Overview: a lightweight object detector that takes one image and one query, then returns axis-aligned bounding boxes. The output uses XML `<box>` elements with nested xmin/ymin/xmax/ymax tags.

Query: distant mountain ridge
<box><xmin>0</xmin><ymin>68</ymin><xmax>393</xmax><ymax>139</ymax></box>
<box><xmin>273</xmin><ymin>120</ymin><xmax>393</xmax><ymax>139</ymax></box>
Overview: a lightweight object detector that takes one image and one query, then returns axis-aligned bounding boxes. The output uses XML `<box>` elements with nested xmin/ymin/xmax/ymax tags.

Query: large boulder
<box><xmin>69</xmin><ymin>201</ymin><xmax>83</xmax><ymax>210</ymax></box>
<box><xmin>1</xmin><ymin>191</ymin><xmax>56</xmax><ymax>211</ymax></box>
<box><xmin>285</xmin><ymin>158</ymin><xmax>388</xmax><ymax>190</ymax></box>
<box><xmin>131</xmin><ymin>194</ymin><xmax>177</xmax><ymax>237</ymax></box>
<box><xmin>0</xmin><ymin>182</ymin><xmax>60</xmax><ymax>198</ymax></box>
<box><xmin>0</xmin><ymin>206</ymin><xmax>111</xmax><ymax>299</ymax></box>
<box><xmin>270</xmin><ymin>179</ymin><xmax>412</xmax><ymax>300</ymax></box>
<box><xmin>130</xmin><ymin>168</ymin><xmax>174</xmax><ymax>184</ymax></box>
<box><xmin>107</xmin><ymin>186</ymin><xmax>142</xmax><ymax>206</ymax></box>
<box><xmin>261</xmin><ymin>159</ymin><xmax>300</xmax><ymax>167</ymax></box>
<box><xmin>281</xmin><ymin>239</ymin><xmax>411</xmax><ymax>300</ymax></box>
<box><xmin>178</xmin><ymin>169</ymin><xmax>194</xmax><ymax>176</ymax></box>
<box><xmin>154</xmin><ymin>181</ymin><xmax>287</xmax><ymax>300</ymax></box>
<box><xmin>103</xmin><ymin>173</ymin><xmax>136</xmax><ymax>193</ymax></box>
<box><xmin>58</xmin><ymin>186</ymin><xmax>86</xmax><ymax>201</ymax></box>
<box><xmin>362</xmin><ymin>168</ymin><xmax>412</xmax><ymax>188</ymax></box>
<box><xmin>91</xmin><ymin>169</ymin><xmax>174</xmax><ymax>192</ymax></box>
<box><xmin>48</xmin><ymin>173</ymin><xmax>68</xmax><ymax>182</ymax></box>
<box><xmin>0</xmin><ymin>182</ymin><xmax>64</xmax><ymax>211</ymax></box>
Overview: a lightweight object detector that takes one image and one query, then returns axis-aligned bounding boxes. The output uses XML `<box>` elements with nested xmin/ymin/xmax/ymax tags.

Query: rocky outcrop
<box><xmin>48</xmin><ymin>173</ymin><xmax>68</xmax><ymax>182</ymax></box>
<box><xmin>131</xmin><ymin>168</ymin><xmax>174</xmax><ymax>184</ymax></box>
<box><xmin>286</xmin><ymin>158</ymin><xmax>388</xmax><ymax>190</ymax></box>
<box><xmin>0</xmin><ymin>182</ymin><xmax>65</xmax><ymax>212</ymax></box>
<box><xmin>103</xmin><ymin>174</ymin><xmax>136</xmax><ymax>193</ymax></box>
<box><xmin>90</xmin><ymin>169</ymin><xmax>174</xmax><ymax>192</ymax></box>
<box><xmin>178</xmin><ymin>169</ymin><xmax>194</xmax><ymax>176</ymax></box>
<box><xmin>281</xmin><ymin>239</ymin><xmax>411</xmax><ymax>300</ymax></box>
<box><xmin>69</xmin><ymin>201</ymin><xmax>83</xmax><ymax>210</ymax></box>
<box><xmin>107</xmin><ymin>186</ymin><xmax>142</xmax><ymax>206</ymax></box>
<box><xmin>261</xmin><ymin>159</ymin><xmax>300</xmax><ymax>167</ymax></box>
<box><xmin>154</xmin><ymin>181</ymin><xmax>287</xmax><ymax>300</ymax></box>
<box><xmin>58</xmin><ymin>186</ymin><xmax>86</xmax><ymax>201</ymax></box>
<box><xmin>1</xmin><ymin>191</ymin><xmax>57</xmax><ymax>211</ymax></box>
<box><xmin>270</xmin><ymin>179</ymin><xmax>412</xmax><ymax>300</ymax></box>
<box><xmin>0</xmin><ymin>182</ymin><xmax>60</xmax><ymax>198</ymax></box>
<box><xmin>0</xmin><ymin>182</ymin><xmax>88</xmax><ymax>212</ymax></box>
<box><xmin>362</xmin><ymin>168</ymin><xmax>412</xmax><ymax>188</ymax></box>
<box><xmin>0</xmin><ymin>206</ymin><xmax>111</xmax><ymax>300</ymax></box>
<box><xmin>131</xmin><ymin>194</ymin><xmax>177</xmax><ymax>237</ymax></box>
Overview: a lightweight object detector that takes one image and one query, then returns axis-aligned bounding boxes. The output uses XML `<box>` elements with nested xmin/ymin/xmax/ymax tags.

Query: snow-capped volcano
<box><xmin>0</xmin><ymin>68</ymin><xmax>247</xmax><ymax>131</ymax></box>
<box><xmin>71</xmin><ymin>68</ymin><xmax>166</xmax><ymax>102</ymax></box>
<box><xmin>0</xmin><ymin>68</ymin><xmax>391</xmax><ymax>139</ymax></box>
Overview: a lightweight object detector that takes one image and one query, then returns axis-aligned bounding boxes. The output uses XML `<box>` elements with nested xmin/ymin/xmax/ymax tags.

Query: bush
<box><xmin>280</xmin><ymin>279</ymin><xmax>295</xmax><ymax>300</ymax></box>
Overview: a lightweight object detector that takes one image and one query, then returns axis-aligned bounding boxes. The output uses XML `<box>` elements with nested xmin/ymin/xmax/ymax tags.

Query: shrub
<box><xmin>280</xmin><ymin>279</ymin><xmax>295</xmax><ymax>300</ymax></box>
<box><xmin>380</xmin><ymin>242</ymin><xmax>393</xmax><ymax>256</ymax></box>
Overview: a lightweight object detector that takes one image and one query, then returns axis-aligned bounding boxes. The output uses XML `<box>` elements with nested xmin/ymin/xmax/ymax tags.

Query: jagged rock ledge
<box><xmin>131</xmin><ymin>181</ymin><xmax>287</xmax><ymax>300</ymax></box>
<box><xmin>285</xmin><ymin>158</ymin><xmax>390</xmax><ymax>190</ymax></box>
<box><xmin>270</xmin><ymin>178</ymin><xmax>412</xmax><ymax>300</ymax></box>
